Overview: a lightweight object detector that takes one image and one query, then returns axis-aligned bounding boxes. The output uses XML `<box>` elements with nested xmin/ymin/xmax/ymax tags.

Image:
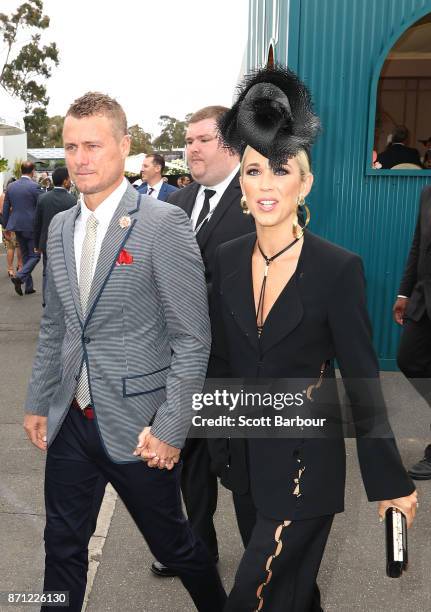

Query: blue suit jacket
<box><xmin>3</xmin><ymin>177</ymin><xmax>43</xmax><ymax>232</ymax></box>
<box><xmin>137</xmin><ymin>181</ymin><xmax>178</xmax><ymax>202</ymax></box>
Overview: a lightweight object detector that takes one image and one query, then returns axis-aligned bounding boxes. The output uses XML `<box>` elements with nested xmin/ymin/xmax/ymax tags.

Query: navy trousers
<box><xmin>42</xmin><ymin>407</ymin><xmax>226</xmax><ymax>612</ymax></box>
<box><xmin>14</xmin><ymin>231</ymin><xmax>40</xmax><ymax>292</ymax></box>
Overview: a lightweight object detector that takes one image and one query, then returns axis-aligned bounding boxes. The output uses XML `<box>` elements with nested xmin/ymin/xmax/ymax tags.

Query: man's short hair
<box><xmin>66</xmin><ymin>92</ymin><xmax>128</xmax><ymax>138</ymax></box>
<box><xmin>52</xmin><ymin>166</ymin><xmax>69</xmax><ymax>187</ymax></box>
<box><xmin>393</xmin><ymin>125</ymin><xmax>409</xmax><ymax>144</ymax></box>
<box><xmin>21</xmin><ymin>161</ymin><xmax>35</xmax><ymax>175</ymax></box>
<box><xmin>147</xmin><ymin>153</ymin><xmax>165</xmax><ymax>173</ymax></box>
<box><xmin>188</xmin><ymin>106</ymin><xmax>229</xmax><ymax>124</ymax></box>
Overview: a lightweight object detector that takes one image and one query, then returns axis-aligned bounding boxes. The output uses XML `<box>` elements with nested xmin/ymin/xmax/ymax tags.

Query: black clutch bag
<box><xmin>385</xmin><ymin>507</ymin><xmax>408</xmax><ymax>578</ymax></box>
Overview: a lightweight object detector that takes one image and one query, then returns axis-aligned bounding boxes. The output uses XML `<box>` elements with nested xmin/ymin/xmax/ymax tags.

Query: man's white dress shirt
<box><xmin>190</xmin><ymin>165</ymin><xmax>240</xmax><ymax>230</ymax></box>
<box><xmin>146</xmin><ymin>179</ymin><xmax>164</xmax><ymax>199</ymax></box>
<box><xmin>74</xmin><ymin>178</ymin><xmax>128</xmax><ymax>283</ymax></box>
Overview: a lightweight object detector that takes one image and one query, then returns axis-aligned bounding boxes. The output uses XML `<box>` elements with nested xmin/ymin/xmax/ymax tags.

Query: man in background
<box><xmin>393</xmin><ymin>184</ymin><xmax>431</xmax><ymax>479</ymax></box>
<box><xmin>378</xmin><ymin>126</ymin><xmax>422</xmax><ymax>169</ymax></box>
<box><xmin>150</xmin><ymin>105</ymin><xmax>255</xmax><ymax>578</ymax></box>
<box><xmin>137</xmin><ymin>153</ymin><xmax>178</xmax><ymax>201</ymax></box>
<box><xmin>34</xmin><ymin>166</ymin><xmax>77</xmax><ymax>306</ymax></box>
<box><xmin>2</xmin><ymin>161</ymin><xmax>42</xmax><ymax>296</ymax></box>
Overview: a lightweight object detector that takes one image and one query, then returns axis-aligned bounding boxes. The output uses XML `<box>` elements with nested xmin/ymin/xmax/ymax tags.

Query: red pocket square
<box><xmin>116</xmin><ymin>248</ymin><xmax>134</xmax><ymax>265</ymax></box>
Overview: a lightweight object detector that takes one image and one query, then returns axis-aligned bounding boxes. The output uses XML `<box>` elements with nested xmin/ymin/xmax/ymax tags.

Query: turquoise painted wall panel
<box><xmin>248</xmin><ymin>0</ymin><xmax>431</xmax><ymax>369</ymax></box>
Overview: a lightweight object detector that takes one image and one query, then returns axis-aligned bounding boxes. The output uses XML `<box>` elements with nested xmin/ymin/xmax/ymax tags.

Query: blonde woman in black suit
<box><xmin>209</xmin><ymin>66</ymin><xmax>418</xmax><ymax>612</ymax></box>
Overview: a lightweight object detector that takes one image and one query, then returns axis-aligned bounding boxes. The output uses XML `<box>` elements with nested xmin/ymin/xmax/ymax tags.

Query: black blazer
<box><xmin>377</xmin><ymin>143</ymin><xmax>422</xmax><ymax>169</ymax></box>
<box><xmin>398</xmin><ymin>186</ymin><xmax>431</xmax><ymax>321</ymax></box>
<box><xmin>208</xmin><ymin>231</ymin><xmax>414</xmax><ymax>520</ymax></box>
<box><xmin>34</xmin><ymin>188</ymin><xmax>77</xmax><ymax>252</ymax></box>
<box><xmin>167</xmin><ymin>173</ymin><xmax>254</xmax><ymax>293</ymax></box>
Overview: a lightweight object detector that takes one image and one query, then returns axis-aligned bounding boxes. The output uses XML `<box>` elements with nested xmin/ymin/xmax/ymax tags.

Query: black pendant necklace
<box><xmin>256</xmin><ymin>237</ymin><xmax>300</xmax><ymax>337</ymax></box>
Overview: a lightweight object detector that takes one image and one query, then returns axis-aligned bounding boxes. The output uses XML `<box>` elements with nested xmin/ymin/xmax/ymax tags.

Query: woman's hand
<box><xmin>378</xmin><ymin>490</ymin><xmax>418</xmax><ymax>528</ymax></box>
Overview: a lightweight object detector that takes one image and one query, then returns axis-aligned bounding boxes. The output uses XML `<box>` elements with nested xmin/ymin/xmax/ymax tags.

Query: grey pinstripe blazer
<box><xmin>25</xmin><ymin>183</ymin><xmax>210</xmax><ymax>462</ymax></box>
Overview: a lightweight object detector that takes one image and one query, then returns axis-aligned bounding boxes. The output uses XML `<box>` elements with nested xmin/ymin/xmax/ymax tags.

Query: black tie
<box><xmin>147</xmin><ymin>187</ymin><xmax>154</xmax><ymax>196</ymax></box>
<box><xmin>196</xmin><ymin>189</ymin><xmax>216</xmax><ymax>229</ymax></box>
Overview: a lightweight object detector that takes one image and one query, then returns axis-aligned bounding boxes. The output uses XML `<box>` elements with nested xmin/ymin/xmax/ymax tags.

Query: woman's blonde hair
<box><xmin>240</xmin><ymin>145</ymin><xmax>311</xmax><ymax>180</ymax></box>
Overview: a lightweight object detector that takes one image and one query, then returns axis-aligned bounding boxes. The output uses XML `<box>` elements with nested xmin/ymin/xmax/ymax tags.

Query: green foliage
<box><xmin>24</xmin><ymin>113</ymin><xmax>64</xmax><ymax>147</ymax></box>
<box><xmin>0</xmin><ymin>1</ymin><xmax>59</xmax><ymax>133</ymax></box>
<box><xmin>152</xmin><ymin>115</ymin><xmax>187</xmax><ymax>150</ymax></box>
<box><xmin>13</xmin><ymin>158</ymin><xmax>24</xmax><ymax>178</ymax></box>
<box><xmin>0</xmin><ymin>157</ymin><xmax>9</xmax><ymax>172</ymax></box>
<box><xmin>128</xmin><ymin>124</ymin><xmax>153</xmax><ymax>155</ymax></box>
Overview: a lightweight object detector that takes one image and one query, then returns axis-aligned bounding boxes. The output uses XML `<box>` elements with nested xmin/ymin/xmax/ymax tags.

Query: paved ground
<box><xmin>0</xmin><ymin>251</ymin><xmax>430</xmax><ymax>612</ymax></box>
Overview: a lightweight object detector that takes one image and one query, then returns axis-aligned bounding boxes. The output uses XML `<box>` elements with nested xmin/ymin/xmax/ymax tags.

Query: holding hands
<box><xmin>133</xmin><ymin>427</ymin><xmax>180</xmax><ymax>470</ymax></box>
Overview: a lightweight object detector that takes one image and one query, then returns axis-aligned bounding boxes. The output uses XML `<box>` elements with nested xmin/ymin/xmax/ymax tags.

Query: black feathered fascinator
<box><xmin>218</xmin><ymin>64</ymin><xmax>320</xmax><ymax>168</ymax></box>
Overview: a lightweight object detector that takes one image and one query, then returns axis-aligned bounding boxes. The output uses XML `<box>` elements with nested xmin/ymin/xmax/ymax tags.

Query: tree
<box><xmin>152</xmin><ymin>115</ymin><xmax>188</xmax><ymax>150</ymax></box>
<box><xmin>0</xmin><ymin>1</ymin><xmax>59</xmax><ymax>136</ymax></box>
<box><xmin>23</xmin><ymin>114</ymin><xmax>64</xmax><ymax>148</ymax></box>
<box><xmin>128</xmin><ymin>124</ymin><xmax>153</xmax><ymax>155</ymax></box>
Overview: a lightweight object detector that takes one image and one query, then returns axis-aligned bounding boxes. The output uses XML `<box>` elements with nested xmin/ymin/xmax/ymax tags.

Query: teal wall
<box><xmin>248</xmin><ymin>0</ymin><xmax>431</xmax><ymax>369</ymax></box>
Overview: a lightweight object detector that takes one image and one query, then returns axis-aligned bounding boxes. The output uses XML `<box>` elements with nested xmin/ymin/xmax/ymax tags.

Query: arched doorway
<box><xmin>372</xmin><ymin>12</ymin><xmax>431</xmax><ymax>168</ymax></box>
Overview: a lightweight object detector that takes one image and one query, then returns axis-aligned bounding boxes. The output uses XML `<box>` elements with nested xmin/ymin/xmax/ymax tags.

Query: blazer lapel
<box><xmin>159</xmin><ymin>183</ymin><xmax>167</xmax><ymax>201</ymax></box>
<box><xmin>197</xmin><ymin>173</ymin><xmax>241</xmax><ymax>250</ymax></box>
<box><xmin>182</xmin><ymin>182</ymin><xmax>200</xmax><ymax>219</ymax></box>
<box><xmin>61</xmin><ymin>204</ymin><xmax>83</xmax><ymax>323</ymax></box>
<box><xmin>83</xmin><ymin>185</ymin><xmax>140</xmax><ymax>328</ymax></box>
<box><xmin>258</xmin><ymin>236</ymin><xmax>307</xmax><ymax>354</ymax></box>
<box><xmin>220</xmin><ymin>233</ymin><xmax>259</xmax><ymax>352</ymax></box>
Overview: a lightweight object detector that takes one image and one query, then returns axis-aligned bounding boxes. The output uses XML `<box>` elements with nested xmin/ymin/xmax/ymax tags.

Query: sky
<box><xmin>2</xmin><ymin>0</ymin><xmax>249</xmax><ymax>139</ymax></box>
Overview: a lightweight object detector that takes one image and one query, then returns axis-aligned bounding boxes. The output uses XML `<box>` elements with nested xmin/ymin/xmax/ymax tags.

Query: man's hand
<box><xmin>133</xmin><ymin>428</ymin><xmax>180</xmax><ymax>470</ymax></box>
<box><xmin>378</xmin><ymin>490</ymin><xmax>418</xmax><ymax>528</ymax></box>
<box><xmin>392</xmin><ymin>297</ymin><xmax>408</xmax><ymax>325</ymax></box>
<box><xmin>3</xmin><ymin>230</ymin><xmax>12</xmax><ymax>241</ymax></box>
<box><xmin>23</xmin><ymin>415</ymin><xmax>47</xmax><ymax>451</ymax></box>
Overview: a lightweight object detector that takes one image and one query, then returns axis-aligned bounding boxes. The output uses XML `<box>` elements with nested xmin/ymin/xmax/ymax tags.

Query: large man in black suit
<box><xmin>393</xmin><ymin>185</ymin><xmax>431</xmax><ymax>479</ymax></box>
<box><xmin>149</xmin><ymin>105</ymin><xmax>255</xmax><ymax>577</ymax></box>
<box><xmin>377</xmin><ymin>125</ymin><xmax>422</xmax><ymax>169</ymax></box>
<box><xmin>2</xmin><ymin>161</ymin><xmax>42</xmax><ymax>295</ymax></box>
<box><xmin>34</xmin><ymin>166</ymin><xmax>77</xmax><ymax>306</ymax></box>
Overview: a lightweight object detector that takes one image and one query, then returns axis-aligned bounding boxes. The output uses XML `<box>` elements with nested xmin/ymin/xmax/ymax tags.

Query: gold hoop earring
<box><xmin>240</xmin><ymin>195</ymin><xmax>250</xmax><ymax>215</ymax></box>
<box><xmin>293</xmin><ymin>195</ymin><xmax>310</xmax><ymax>238</ymax></box>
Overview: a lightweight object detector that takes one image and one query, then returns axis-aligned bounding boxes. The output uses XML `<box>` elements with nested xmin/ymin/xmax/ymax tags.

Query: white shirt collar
<box><xmin>79</xmin><ymin>177</ymin><xmax>128</xmax><ymax>225</ymax></box>
<box><xmin>149</xmin><ymin>178</ymin><xmax>164</xmax><ymax>194</ymax></box>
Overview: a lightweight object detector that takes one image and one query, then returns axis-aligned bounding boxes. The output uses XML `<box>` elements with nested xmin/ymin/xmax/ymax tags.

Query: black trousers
<box><xmin>225</xmin><ymin>506</ymin><xmax>334</xmax><ymax>612</ymax></box>
<box><xmin>181</xmin><ymin>438</ymin><xmax>219</xmax><ymax>559</ymax></box>
<box><xmin>397</xmin><ymin>314</ymin><xmax>431</xmax><ymax>458</ymax></box>
<box><xmin>42</xmin><ymin>407</ymin><xmax>226</xmax><ymax>612</ymax></box>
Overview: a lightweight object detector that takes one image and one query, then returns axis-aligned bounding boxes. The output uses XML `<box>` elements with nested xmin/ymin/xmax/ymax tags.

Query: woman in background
<box><xmin>0</xmin><ymin>177</ymin><xmax>22</xmax><ymax>278</ymax></box>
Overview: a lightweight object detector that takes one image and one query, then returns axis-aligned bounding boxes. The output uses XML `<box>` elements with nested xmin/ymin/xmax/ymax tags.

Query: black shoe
<box><xmin>25</xmin><ymin>289</ymin><xmax>36</xmax><ymax>295</ymax></box>
<box><xmin>408</xmin><ymin>458</ymin><xmax>431</xmax><ymax>480</ymax></box>
<box><xmin>150</xmin><ymin>554</ymin><xmax>219</xmax><ymax>578</ymax></box>
<box><xmin>150</xmin><ymin>561</ymin><xmax>177</xmax><ymax>578</ymax></box>
<box><xmin>11</xmin><ymin>277</ymin><xmax>23</xmax><ymax>296</ymax></box>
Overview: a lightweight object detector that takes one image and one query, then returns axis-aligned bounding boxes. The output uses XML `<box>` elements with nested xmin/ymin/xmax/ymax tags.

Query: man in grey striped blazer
<box><xmin>23</xmin><ymin>92</ymin><xmax>226</xmax><ymax>612</ymax></box>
